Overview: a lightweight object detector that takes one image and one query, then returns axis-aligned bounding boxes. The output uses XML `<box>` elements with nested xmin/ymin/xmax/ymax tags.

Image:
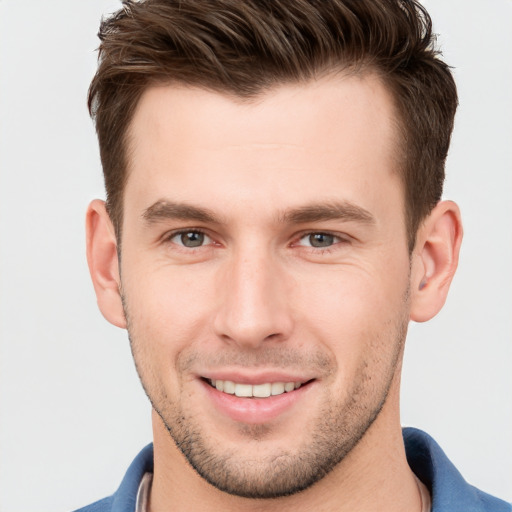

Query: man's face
<box><xmin>120</xmin><ymin>75</ymin><xmax>412</xmax><ymax>498</ymax></box>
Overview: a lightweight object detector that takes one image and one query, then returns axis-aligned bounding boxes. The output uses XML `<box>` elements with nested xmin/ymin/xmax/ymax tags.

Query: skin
<box><xmin>87</xmin><ymin>74</ymin><xmax>462</xmax><ymax>512</ymax></box>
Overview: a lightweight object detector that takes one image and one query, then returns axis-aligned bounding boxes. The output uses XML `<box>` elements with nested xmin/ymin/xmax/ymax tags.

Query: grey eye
<box><xmin>182</xmin><ymin>232</ymin><xmax>204</xmax><ymax>247</ymax></box>
<box><xmin>307</xmin><ymin>233</ymin><xmax>336</xmax><ymax>247</ymax></box>
<box><xmin>171</xmin><ymin>231</ymin><xmax>209</xmax><ymax>247</ymax></box>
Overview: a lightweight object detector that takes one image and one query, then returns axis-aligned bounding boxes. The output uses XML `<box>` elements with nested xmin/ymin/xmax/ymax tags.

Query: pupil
<box><xmin>310</xmin><ymin>233</ymin><xmax>334</xmax><ymax>247</ymax></box>
<box><xmin>182</xmin><ymin>232</ymin><xmax>204</xmax><ymax>247</ymax></box>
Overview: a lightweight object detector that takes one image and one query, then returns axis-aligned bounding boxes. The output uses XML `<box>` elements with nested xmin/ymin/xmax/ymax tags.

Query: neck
<box><xmin>148</xmin><ymin>391</ymin><xmax>422</xmax><ymax>512</ymax></box>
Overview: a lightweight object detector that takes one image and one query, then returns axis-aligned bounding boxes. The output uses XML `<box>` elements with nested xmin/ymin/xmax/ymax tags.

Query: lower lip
<box><xmin>201</xmin><ymin>380</ymin><xmax>312</xmax><ymax>424</ymax></box>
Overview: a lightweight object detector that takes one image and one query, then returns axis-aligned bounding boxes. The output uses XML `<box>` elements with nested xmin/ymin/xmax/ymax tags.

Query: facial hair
<box><xmin>124</xmin><ymin>291</ymin><xmax>409</xmax><ymax>499</ymax></box>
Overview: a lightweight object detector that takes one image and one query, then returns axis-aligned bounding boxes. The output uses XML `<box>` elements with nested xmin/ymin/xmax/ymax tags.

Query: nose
<box><xmin>213</xmin><ymin>248</ymin><xmax>294</xmax><ymax>349</ymax></box>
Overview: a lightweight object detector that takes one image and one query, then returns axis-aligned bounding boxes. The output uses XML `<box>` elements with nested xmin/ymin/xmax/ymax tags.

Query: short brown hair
<box><xmin>88</xmin><ymin>0</ymin><xmax>457</xmax><ymax>251</ymax></box>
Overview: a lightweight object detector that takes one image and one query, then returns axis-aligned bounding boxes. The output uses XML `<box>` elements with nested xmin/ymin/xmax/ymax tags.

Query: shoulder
<box><xmin>73</xmin><ymin>496</ymin><xmax>114</xmax><ymax>512</ymax></box>
<box><xmin>403</xmin><ymin>428</ymin><xmax>511</xmax><ymax>512</ymax></box>
<box><xmin>72</xmin><ymin>444</ymin><xmax>154</xmax><ymax>512</ymax></box>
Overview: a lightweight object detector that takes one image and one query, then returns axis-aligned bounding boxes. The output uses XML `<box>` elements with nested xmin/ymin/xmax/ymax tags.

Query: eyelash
<box><xmin>294</xmin><ymin>231</ymin><xmax>350</xmax><ymax>253</ymax></box>
<box><xmin>162</xmin><ymin>229</ymin><xmax>349</xmax><ymax>253</ymax></box>
<box><xmin>164</xmin><ymin>229</ymin><xmax>214</xmax><ymax>249</ymax></box>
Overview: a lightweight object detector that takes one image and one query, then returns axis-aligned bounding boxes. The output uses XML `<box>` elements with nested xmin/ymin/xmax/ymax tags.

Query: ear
<box><xmin>410</xmin><ymin>200</ymin><xmax>463</xmax><ymax>323</ymax></box>
<box><xmin>86</xmin><ymin>199</ymin><xmax>126</xmax><ymax>328</ymax></box>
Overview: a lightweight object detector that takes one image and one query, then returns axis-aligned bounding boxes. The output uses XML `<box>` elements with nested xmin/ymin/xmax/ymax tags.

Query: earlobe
<box><xmin>86</xmin><ymin>199</ymin><xmax>127</xmax><ymax>328</ymax></box>
<box><xmin>410</xmin><ymin>200</ymin><xmax>463</xmax><ymax>323</ymax></box>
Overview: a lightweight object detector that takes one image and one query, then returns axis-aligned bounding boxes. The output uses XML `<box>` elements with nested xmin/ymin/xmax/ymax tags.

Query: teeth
<box><xmin>223</xmin><ymin>380</ymin><xmax>235</xmax><ymax>394</ymax></box>
<box><xmin>253</xmin><ymin>383</ymin><xmax>271</xmax><ymax>398</ymax></box>
<box><xmin>209</xmin><ymin>379</ymin><xmax>303</xmax><ymax>398</ymax></box>
<box><xmin>284</xmin><ymin>382</ymin><xmax>295</xmax><ymax>392</ymax></box>
<box><xmin>271</xmin><ymin>382</ymin><xmax>285</xmax><ymax>395</ymax></box>
<box><xmin>235</xmin><ymin>384</ymin><xmax>252</xmax><ymax>397</ymax></box>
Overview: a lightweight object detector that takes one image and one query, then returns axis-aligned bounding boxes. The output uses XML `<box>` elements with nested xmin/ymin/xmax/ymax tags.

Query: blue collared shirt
<box><xmin>74</xmin><ymin>428</ymin><xmax>511</xmax><ymax>512</ymax></box>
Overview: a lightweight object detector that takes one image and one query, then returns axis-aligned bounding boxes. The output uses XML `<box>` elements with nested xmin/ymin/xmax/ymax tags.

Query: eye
<box><xmin>298</xmin><ymin>232</ymin><xmax>342</xmax><ymax>248</ymax></box>
<box><xmin>169</xmin><ymin>230</ymin><xmax>212</xmax><ymax>248</ymax></box>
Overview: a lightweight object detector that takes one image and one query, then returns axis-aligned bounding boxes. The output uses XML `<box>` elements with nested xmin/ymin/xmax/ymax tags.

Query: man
<box><xmin>77</xmin><ymin>0</ymin><xmax>510</xmax><ymax>511</ymax></box>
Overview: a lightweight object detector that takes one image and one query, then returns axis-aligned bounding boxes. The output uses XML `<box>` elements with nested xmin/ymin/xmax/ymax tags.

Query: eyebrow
<box><xmin>280</xmin><ymin>201</ymin><xmax>375</xmax><ymax>225</ymax></box>
<box><xmin>142</xmin><ymin>201</ymin><xmax>219</xmax><ymax>224</ymax></box>
<box><xmin>142</xmin><ymin>199</ymin><xmax>375</xmax><ymax>226</ymax></box>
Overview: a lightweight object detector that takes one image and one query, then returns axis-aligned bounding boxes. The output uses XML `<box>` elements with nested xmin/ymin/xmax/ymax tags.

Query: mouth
<box><xmin>204</xmin><ymin>378</ymin><xmax>310</xmax><ymax>398</ymax></box>
<box><xmin>200</xmin><ymin>375</ymin><xmax>315</xmax><ymax>424</ymax></box>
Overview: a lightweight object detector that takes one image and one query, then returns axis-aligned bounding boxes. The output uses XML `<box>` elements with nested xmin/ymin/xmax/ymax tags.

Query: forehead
<box><xmin>124</xmin><ymin>74</ymin><xmax>402</xmax><ymax>223</ymax></box>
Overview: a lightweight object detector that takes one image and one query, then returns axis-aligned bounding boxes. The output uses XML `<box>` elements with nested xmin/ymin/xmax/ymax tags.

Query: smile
<box><xmin>209</xmin><ymin>379</ymin><xmax>303</xmax><ymax>398</ymax></box>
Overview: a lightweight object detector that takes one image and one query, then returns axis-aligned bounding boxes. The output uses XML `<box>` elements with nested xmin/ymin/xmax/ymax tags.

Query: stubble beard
<box><xmin>124</xmin><ymin>297</ymin><xmax>409</xmax><ymax>499</ymax></box>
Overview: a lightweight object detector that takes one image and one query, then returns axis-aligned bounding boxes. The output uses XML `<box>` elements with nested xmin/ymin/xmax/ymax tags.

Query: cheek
<box><xmin>297</xmin><ymin>261</ymin><xmax>406</xmax><ymax>318</ymax></box>
<box><xmin>292</xmin><ymin>258</ymin><xmax>410</xmax><ymax>355</ymax></box>
<box><xmin>122</xmin><ymin>263</ymin><xmax>218</xmax><ymax>364</ymax></box>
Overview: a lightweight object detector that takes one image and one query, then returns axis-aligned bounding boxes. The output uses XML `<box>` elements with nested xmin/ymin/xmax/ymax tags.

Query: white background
<box><xmin>0</xmin><ymin>1</ymin><xmax>511</xmax><ymax>511</ymax></box>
